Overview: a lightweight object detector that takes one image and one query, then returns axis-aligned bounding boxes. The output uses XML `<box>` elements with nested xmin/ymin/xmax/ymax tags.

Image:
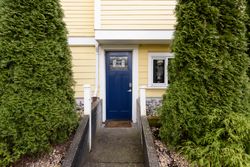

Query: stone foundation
<box><xmin>76</xmin><ymin>97</ymin><xmax>163</xmax><ymax>117</ymax></box>
<box><xmin>76</xmin><ymin>98</ymin><xmax>84</xmax><ymax>112</ymax></box>
<box><xmin>146</xmin><ymin>98</ymin><xmax>162</xmax><ymax>116</ymax></box>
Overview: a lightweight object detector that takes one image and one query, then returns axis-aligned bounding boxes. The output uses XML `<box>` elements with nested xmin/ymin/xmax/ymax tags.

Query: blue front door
<box><xmin>106</xmin><ymin>51</ymin><xmax>132</xmax><ymax>120</ymax></box>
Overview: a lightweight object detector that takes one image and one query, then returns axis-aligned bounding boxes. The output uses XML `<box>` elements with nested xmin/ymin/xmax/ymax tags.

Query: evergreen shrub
<box><xmin>0</xmin><ymin>0</ymin><xmax>78</xmax><ymax>166</ymax></box>
<box><xmin>247</xmin><ymin>0</ymin><xmax>250</xmax><ymax>76</ymax></box>
<box><xmin>159</xmin><ymin>0</ymin><xmax>250</xmax><ymax>166</ymax></box>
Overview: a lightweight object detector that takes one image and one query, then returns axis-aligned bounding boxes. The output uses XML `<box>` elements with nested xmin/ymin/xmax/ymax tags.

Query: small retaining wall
<box><xmin>141</xmin><ymin>116</ymin><xmax>159</xmax><ymax>167</ymax></box>
<box><xmin>91</xmin><ymin>99</ymin><xmax>102</xmax><ymax>145</ymax></box>
<box><xmin>62</xmin><ymin>99</ymin><xmax>101</xmax><ymax>167</ymax></box>
<box><xmin>62</xmin><ymin>116</ymin><xmax>89</xmax><ymax>167</ymax></box>
<box><xmin>137</xmin><ymin>98</ymin><xmax>159</xmax><ymax>167</ymax></box>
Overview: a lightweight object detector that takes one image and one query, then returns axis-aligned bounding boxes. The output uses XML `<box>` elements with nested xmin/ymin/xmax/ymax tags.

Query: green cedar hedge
<box><xmin>0</xmin><ymin>0</ymin><xmax>78</xmax><ymax>166</ymax></box>
<box><xmin>159</xmin><ymin>0</ymin><xmax>250</xmax><ymax>166</ymax></box>
<box><xmin>247</xmin><ymin>0</ymin><xmax>250</xmax><ymax>77</ymax></box>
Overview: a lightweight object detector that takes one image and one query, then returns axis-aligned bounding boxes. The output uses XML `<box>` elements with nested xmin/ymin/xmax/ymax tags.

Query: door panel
<box><xmin>106</xmin><ymin>51</ymin><xmax>132</xmax><ymax>120</ymax></box>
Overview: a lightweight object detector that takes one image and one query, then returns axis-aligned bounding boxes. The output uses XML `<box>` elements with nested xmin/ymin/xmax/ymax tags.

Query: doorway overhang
<box><xmin>95</xmin><ymin>30</ymin><xmax>174</xmax><ymax>44</ymax></box>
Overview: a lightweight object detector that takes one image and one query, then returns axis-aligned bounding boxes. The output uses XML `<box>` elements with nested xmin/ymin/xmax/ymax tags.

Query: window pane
<box><xmin>153</xmin><ymin>59</ymin><xmax>165</xmax><ymax>83</ymax></box>
<box><xmin>109</xmin><ymin>57</ymin><xmax>128</xmax><ymax>71</ymax></box>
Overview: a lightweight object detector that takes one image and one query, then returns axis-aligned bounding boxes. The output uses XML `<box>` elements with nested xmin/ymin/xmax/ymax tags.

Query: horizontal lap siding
<box><xmin>61</xmin><ymin>0</ymin><xmax>94</xmax><ymax>37</ymax></box>
<box><xmin>70</xmin><ymin>46</ymin><xmax>96</xmax><ymax>97</ymax></box>
<box><xmin>139</xmin><ymin>44</ymin><xmax>170</xmax><ymax>97</ymax></box>
<box><xmin>101</xmin><ymin>0</ymin><xmax>176</xmax><ymax>29</ymax></box>
<box><xmin>146</xmin><ymin>89</ymin><xmax>166</xmax><ymax>97</ymax></box>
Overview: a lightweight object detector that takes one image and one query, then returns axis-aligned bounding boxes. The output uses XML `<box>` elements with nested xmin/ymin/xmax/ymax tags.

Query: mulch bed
<box><xmin>13</xmin><ymin>135</ymin><xmax>74</xmax><ymax>167</ymax></box>
<box><xmin>151</xmin><ymin>127</ymin><xmax>190</xmax><ymax>167</ymax></box>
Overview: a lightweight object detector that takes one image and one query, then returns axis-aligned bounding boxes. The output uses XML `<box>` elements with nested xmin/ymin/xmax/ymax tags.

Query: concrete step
<box><xmin>86</xmin><ymin>162</ymin><xmax>144</xmax><ymax>167</ymax></box>
<box><xmin>88</xmin><ymin>128</ymin><xmax>144</xmax><ymax>163</ymax></box>
<box><xmin>85</xmin><ymin>127</ymin><xmax>144</xmax><ymax>167</ymax></box>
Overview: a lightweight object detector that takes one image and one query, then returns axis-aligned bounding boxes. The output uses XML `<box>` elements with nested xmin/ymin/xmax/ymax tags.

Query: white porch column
<box><xmin>84</xmin><ymin>85</ymin><xmax>92</xmax><ymax>151</ymax></box>
<box><xmin>140</xmin><ymin>86</ymin><xmax>146</xmax><ymax>116</ymax></box>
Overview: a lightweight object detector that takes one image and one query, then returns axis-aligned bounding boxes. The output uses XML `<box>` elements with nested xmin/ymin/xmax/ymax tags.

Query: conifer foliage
<box><xmin>247</xmin><ymin>0</ymin><xmax>250</xmax><ymax>76</ymax></box>
<box><xmin>0</xmin><ymin>0</ymin><xmax>78</xmax><ymax>165</ymax></box>
<box><xmin>159</xmin><ymin>0</ymin><xmax>250</xmax><ymax>166</ymax></box>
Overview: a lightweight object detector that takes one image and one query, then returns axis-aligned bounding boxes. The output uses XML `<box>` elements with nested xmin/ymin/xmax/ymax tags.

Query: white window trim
<box><xmin>148</xmin><ymin>52</ymin><xmax>174</xmax><ymax>88</ymax></box>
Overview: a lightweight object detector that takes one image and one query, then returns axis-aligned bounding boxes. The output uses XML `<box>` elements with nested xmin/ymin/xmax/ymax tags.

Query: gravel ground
<box><xmin>151</xmin><ymin>127</ymin><xmax>190</xmax><ymax>167</ymax></box>
<box><xmin>13</xmin><ymin>136</ymin><xmax>73</xmax><ymax>167</ymax></box>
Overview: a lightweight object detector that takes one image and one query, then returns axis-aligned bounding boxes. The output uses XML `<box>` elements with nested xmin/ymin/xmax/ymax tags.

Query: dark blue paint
<box><xmin>106</xmin><ymin>51</ymin><xmax>132</xmax><ymax>120</ymax></box>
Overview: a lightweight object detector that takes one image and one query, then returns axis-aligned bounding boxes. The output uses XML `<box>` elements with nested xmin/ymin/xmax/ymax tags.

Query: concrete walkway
<box><xmin>86</xmin><ymin>126</ymin><xmax>144</xmax><ymax>167</ymax></box>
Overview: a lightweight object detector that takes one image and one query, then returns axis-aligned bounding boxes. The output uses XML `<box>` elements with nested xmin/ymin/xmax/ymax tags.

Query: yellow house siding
<box><xmin>146</xmin><ymin>89</ymin><xmax>166</xmax><ymax>97</ymax></box>
<box><xmin>101</xmin><ymin>0</ymin><xmax>176</xmax><ymax>29</ymax></box>
<box><xmin>71</xmin><ymin>46</ymin><xmax>96</xmax><ymax>97</ymax></box>
<box><xmin>139</xmin><ymin>44</ymin><xmax>170</xmax><ymax>97</ymax></box>
<box><xmin>61</xmin><ymin>0</ymin><xmax>94</xmax><ymax>37</ymax></box>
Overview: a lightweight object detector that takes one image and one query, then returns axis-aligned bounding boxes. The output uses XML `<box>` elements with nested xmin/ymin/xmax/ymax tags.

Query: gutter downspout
<box><xmin>94</xmin><ymin>42</ymin><xmax>99</xmax><ymax>97</ymax></box>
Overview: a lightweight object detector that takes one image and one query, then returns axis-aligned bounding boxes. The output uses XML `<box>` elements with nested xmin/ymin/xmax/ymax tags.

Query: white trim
<box><xmin>149</xmin><ymin>52</ymin><xmax>174</xmax><ymax>57</ymax></box>
<box><xmin>67</xmin><ymin>37</ymin><xmax>96</xmax><ymax>46</ymax></box>
<box><xmin>133</xmin><ymin>47</ymin><xmax>139</xmax><ymax>123</ymax></box>
<box><xmin>95</xmin><ymin>30</ymin><xmax>174</xmax><ymax>41</ymax></box>
<box><xmin>140</xmin><ymin>86</ymin><xmax>146</xmax><ymax>116</ymax></box>
<box><xmin>99</xmin><ymin>45</ymin><xmax>139</xmax><ymax>123</ymax></box>
<box><xmin>83</xmin><ymin>85</ymin><xmax>92</xmax><ymax>151</ymax></box>
<box><xmin>148</xmin><ymin>52</ymin><xmax>174</xmax><ymax>88</ymax></box>
<box><xmin>94</xmin><ymin>44</ymin><xmax>99</xmax><ymax>97</ymax></box>
<box><xmin>94</xmin><ymin>0</ymin><xmax>101</xmax><ymax>29</ymax></box>
<box><xmin>99</xmin><ymin>47</ymin><xmax>106</xmax><ymax>121</ymax></box>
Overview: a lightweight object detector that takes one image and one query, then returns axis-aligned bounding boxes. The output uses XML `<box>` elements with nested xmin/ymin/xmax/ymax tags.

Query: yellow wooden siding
<box><xmin>70</xmin><ymin>46</ymin><xmax>96</xmax><ymax>97</ymax></box>
<box><xmin>61</xmin><ymin>0</ymin><xmax>94</xmax><ymax>37</ymax></box>
<box><xmin>138</xmin><ymin>44</ymin><xmax>170</xmax><ymax>97</ymax></box>
<box><xmin>101</xmin><ymin>0</ymin><xmax>176</xmax><ymax>29</ymax></box>
<box><xmin>146</xmin><ymin>89</ymin><xmax>166</xmax><ymax>97</ymax></box>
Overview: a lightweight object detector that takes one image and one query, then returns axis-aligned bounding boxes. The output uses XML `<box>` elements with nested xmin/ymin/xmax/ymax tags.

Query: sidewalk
<box><xmin>86</xmin><ymin>126</ymin><xmax>144</xmax><ymax>167</ymax></box>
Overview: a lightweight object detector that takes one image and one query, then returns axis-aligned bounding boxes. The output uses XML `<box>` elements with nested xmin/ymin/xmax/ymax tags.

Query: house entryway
<box><xmin>62</xmin><ymin>86</ymin><xmax>158</xmax><ymax>167</ymax></box>
<box><xmin>105</xmin><ymin>51</ymin><xmax>132</xmax><ymax>121</ymax></box>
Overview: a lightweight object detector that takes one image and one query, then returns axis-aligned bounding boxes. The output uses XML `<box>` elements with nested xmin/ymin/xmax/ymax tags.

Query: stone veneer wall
<box><xmin>146</xmin><ymin>97</ymin><xmax>162</xmax><ymax>116</ymax></box>
<box><xmin>76</xmin><ymin>97</ymin><xmax>163</xmax><ymax>116</ymax></box>
<box><xmin>76</xmin><ymin>98</ymin><xmax>84</xmax><ymax>114</ymax></box>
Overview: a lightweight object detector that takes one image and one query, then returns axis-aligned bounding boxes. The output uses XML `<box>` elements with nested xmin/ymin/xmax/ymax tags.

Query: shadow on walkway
<box><xmin>86</xmin><ymin>126</ymin><xmax>144</xmax><ymax>167</ymax></box>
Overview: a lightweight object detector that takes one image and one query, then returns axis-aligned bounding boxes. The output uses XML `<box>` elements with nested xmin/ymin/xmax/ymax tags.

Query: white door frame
<box><xmin>99</xmin><ymin>45</ymin><xmax>139</xmax><ymax>123</ymax></box>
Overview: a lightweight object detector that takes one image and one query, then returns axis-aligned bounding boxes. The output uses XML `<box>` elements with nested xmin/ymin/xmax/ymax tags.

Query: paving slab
<box><xmin>86</xmin><ymin>127</ymin><xmax>144</xmax><ymax>167</ymax></box>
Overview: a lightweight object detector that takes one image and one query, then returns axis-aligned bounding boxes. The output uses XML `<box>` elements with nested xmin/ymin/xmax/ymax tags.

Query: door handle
<box><xmin>127</xmin><ymin>89</ymin><xmax>132</xmax><ymax>92</ymax></box>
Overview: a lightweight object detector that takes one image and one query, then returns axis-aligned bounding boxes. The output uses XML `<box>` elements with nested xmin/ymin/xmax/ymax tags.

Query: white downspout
<box><xmin>94</xmin><ymin>43</ymin><xmax>99</xmax><ymax>97</ymax></box>
<box><xmin>94</xmin><ymin>0</ymin><xmax>101</xmax><ymax>97</ymax></box>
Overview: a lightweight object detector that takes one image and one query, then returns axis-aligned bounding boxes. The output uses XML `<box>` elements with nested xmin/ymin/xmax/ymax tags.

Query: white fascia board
<box><xmin>95</xmin><ymin>30</ymin><xmax>175</xmax><ymax>41</ymax></box>
<box><xmin>68</xmin><ymin>37</ymin><xmax>96</xmax><ymax>46</ymax></box>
